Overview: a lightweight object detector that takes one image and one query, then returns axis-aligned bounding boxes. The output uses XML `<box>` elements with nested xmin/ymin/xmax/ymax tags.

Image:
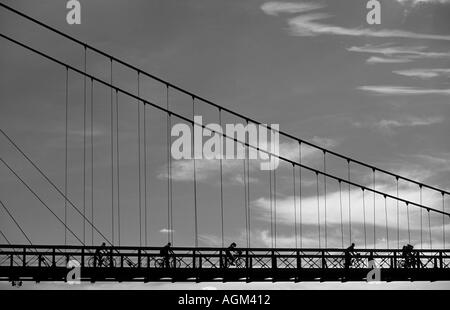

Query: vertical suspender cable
<box><xmin>110</xmin><ymin>59</ymin><xmax>114</xmax><ymax>245</ymax></box>
<box><xmin>443</xmin><ymin>193</ymin><xmax>446</xmax><ymax>249</ymax></box>
<box><xmin>420</xmin><ymin>186</ymin><xmax>423</xmax><ymax>249</ymax></box>
<box><xmin>407</xmin><ymin>202</ymin><xmax>411</xmax><ymax>244</ymax></box>
<box><xmin>243</xmin><ymin>158</ymin><xmax>249</xmax><ymax>248</ymax></box>
<box><xmin>323</xmin><ymin>151</ymin><xmax>327</xmax><ymax>248</ymax></box>
<box><xmin>384</xmin><ymin>196</ymin><xmax>389</xmax><ymax>249</ymax></box>
<box><xmin>116</xmin><ymin>90</ymin><xmax>120</xmax><ymax>246</ymax></box>
<box><xmin>90</xmin><ymin>78</ymin><xmax>94</xmax><ymax>246</ymax></box>
<box><xmin>219</xmin><ymin>109</ymin><xmax>224</xmax><ymax>248</ymax></box>
<box><xmin>293</xmin><ymin>164</ymin><xmax>298</xmax><ymax>248</ymax></box>
<box><xmin>299</xmin><ymin>143</ymin><xmax>302</xmax><ymax>248</ymax></box>
<box><xmin>166</xmin><ymin>85</ymin><xmax>172</xmax><ymax>243</ymax></box>
<box><xmin>83</xmin><ymin>46</ymin><xmax>87</xmax><ymax>245</ymax></box>
<box><xmin>339</xmin><ymin>181</ymin><xmax>344</xmax><ymax>248</ymax></box>
<box><xmin>192</xmin><ymin>96</ymin><xmax>198</xmax><ymax>247</ymax></box>
<box><xmin>274</xmin><ymin>167</ymin><xmax>277</xmax><ymax>248</ymax></box>
<box><xmin>137</xmin><ymin>76</ymin><xmax>142</xmax><ymax>247</ymax></box>
<box><xmin>362</xmin><ymin>188</ymin><xmax>367</xmax><ymax>249</ymax></box>
<box><xmin>316</xmin><ymin>172</ymin><xmax>321</xmax><ymax>248</ymax></box>
<box><xmin>396</xmin><ymin>177</ymin><xmax>399</xmax><ymax>249</ymax></box>
<box><xmin>269</xmin><ymin>161</ymin><xmax>273</xmax><ymax>248</ymax></box>
<box><xmin>64</xmin><ymin>67</ymin><xmax>69</xmax><ymax>245</ymax></box>
<box><xmin>347</xmin><ymin>160</ymin><xmax>352</xmax><ymax>244</ymax></box>
<box><xmin>246</xmin><ymin>124</ymin><xmax>251</xmax><ymax>248</ymax></box>
<box><xmin>141</xmin><ymin>73</ymin><xmax>148</xmax><ymax>246</ymax></box>
<box><xmin>428</xmin><ymin>209</ymin><xmax>432</xmax><ymax>249</ymax></box>
<box><xmin>373</xmin><ymin>169</ymin><xmax>376</xmax><ymax>248</ymax></box>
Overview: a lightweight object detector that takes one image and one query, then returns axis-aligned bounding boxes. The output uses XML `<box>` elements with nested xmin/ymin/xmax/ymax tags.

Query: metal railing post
<box><xmin>22</xmin><ymin>247</ymin><xmax>26</xmax><ymax>267</ymax></box>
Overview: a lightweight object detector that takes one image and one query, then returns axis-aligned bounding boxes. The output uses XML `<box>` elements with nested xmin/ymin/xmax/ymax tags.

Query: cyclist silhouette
<box><xmin>344</xmin><ymin>243</ymin><xmax>356</xmax><ymax>269</ymax></box>
<box><xmin>225</xmin><ymin>242</ymin><xmax>237</xmax><ymax>267</ymax></box>
<box><xmin>95</xmin><ymin>242</ymin><xmax>108</xmax><ymax>267</ymax></box>
<box><xmin>160</xmin><ymin>242</ymin><xmax>175</xmax><ymax>268</ymax></box>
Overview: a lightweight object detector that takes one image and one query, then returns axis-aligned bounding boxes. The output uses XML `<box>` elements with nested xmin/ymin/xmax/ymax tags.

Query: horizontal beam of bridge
<box><xmin>1</xmin><ymin>245</ymin><xmax>449</xmax><ymax>283</ymax></box>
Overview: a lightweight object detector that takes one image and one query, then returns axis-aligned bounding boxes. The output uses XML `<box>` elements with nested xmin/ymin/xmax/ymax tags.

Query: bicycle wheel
<box><xmin>153</xmin><ymin>258</ymin><xmax>164</xmax><ymax>268</ymax></box>
<box><xmin>234</xmin><ymin>258</ymin><xmax>244</xmax><ymax>268</ymax></box>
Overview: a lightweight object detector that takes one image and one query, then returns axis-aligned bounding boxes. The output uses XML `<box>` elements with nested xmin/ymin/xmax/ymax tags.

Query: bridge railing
<box><xmin>0</xmin><ymin>245</ymin><xmax>449</xmax><ymax>270</ymax></box>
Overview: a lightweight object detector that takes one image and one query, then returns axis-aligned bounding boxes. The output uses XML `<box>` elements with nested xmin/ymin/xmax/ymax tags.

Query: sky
<box><xmin>0</xmin><ymin>0</ymin><xmax>449</xmax><ymax>289</ymax></box>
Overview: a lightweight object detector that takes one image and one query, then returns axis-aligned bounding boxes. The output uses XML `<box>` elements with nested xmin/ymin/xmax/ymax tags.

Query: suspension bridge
<box><xmin>0</xmin><ymin>3</ymin><xmax>449</xmax><ymax>284</ymax></box>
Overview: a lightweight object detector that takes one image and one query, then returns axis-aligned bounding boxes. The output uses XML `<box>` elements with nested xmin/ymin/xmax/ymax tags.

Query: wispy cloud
<box><xmin>393</xmin><ymin>68</ymin><xmax>450</xmax><ymax>79</ymax></box>
<box><xmin>397</xmin><ymin>0</ymin><xmax>450</xmax><ymax>5</ymax></box>
<box><xmin>347</xmin><ymin>44</ymin><xmax>450</xmax><ymax>64</ymax></box>
<box><xmin>366</xmin><ymin>56</ymin><xmax>414</xmax><ymax>64</ymax></box>
<box><xmin>261</xmin><ymin>1</ymin><xmax>324</xmax><ymax>16</ymax></box>
<box><xmin>352</xmin><ymin>116</ymin><xmax>444</xmax><ymax>134</ymax></box>
<box><xmin>159</xmin><ymin>228</ymin><xmax>175</xmax><ymax>233</ymax></box>
<box><xmin>261</xmin><ymin>2</ymin><xmax>450</xmax><ymax>40</ymax></box>
<box><xmin>358</xmin><ymin>86</ymin><xmax>450</xmax><ymax>95</ymax></box>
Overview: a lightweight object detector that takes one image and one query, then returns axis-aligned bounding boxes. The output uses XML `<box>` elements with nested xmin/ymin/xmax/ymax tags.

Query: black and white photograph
<box><xmin>0</xmin><ymin>0</ymin><xmax>449</xmax><ymax>302</ymax></box>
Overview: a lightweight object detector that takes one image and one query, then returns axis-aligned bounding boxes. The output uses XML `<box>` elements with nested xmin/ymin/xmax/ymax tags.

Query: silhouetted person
<box><xmin>95</xmin><ymin>242</ymin><xmax>107</xmax><ymax>267</ymax></box>
<box><xmin>160</xmin><ymin>242</ymin><xmax>175</xmax><ymax>268</ymax></box>
<box><xmin>344</xmin><ymin>243</ymin><xmax>355</xmax><ymax>269</ymax></box>
<box><xmin>401</xmin><ymin>244</ymin><xmax>414</xmax><ymax>268</ymax></box>
<box><xmin>225</xmin><ymin>242</ymin><xmax>237</xmax><ymax>267</ymax></box>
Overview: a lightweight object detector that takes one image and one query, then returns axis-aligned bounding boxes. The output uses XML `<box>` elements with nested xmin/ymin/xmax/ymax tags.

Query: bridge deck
<box><xmin>1</xmin><ymin>245</ymin><xmax>449</xmax><ymax>282</ymax></box>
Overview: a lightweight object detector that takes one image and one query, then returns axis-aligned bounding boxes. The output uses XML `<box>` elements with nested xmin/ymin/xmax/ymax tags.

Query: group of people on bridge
<box><xmin>92</xmin><ymin>242</ymin><xmax>424</xmax><ymax>269</ymax></box>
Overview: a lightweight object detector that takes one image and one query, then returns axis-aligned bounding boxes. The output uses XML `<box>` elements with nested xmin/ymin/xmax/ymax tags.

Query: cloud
<box><xmin>261</xmin><ymin>1</ymin><xmax>324</xmax><ymax>16</ymax></box>
<box><xmin>158</xmin><ymin>136</ymin><xmax>338</xmax><ymax>183</ymax></box>
<box><xmin>393</xmin><ymin>68</ymin><xmax>450</xmax><ymax>79</ymax></box>
<box><xmin>352</xmin><ymin>116</ymin><xmax>444</xmax><ymax>133</ymax></box>
<box><xmin>397</xmin><ymin>0</ymin><xmax>450</xmax><ymax>5</ymax></box>
<box><xmin>366</xmin><ymin>56</ymin><xmax>414</xmax><ymax>64</ymax></box>
<box><xmin>358</xmin><ymin>86</ymin><xmax>450</xmax><ymax>95</ymax></box>
<box><xmin>159</xmin><ymin>228</ymin><xmax>174</xmax><ymax>233</ymax></box>
<box><xmin>281</xmin><ymin>8</ymin><xmax>450</xmax><ymax>40</ymax></box>
<box><xmin>252</xmin><ymin>182</ymin><xmax>444</xmax><ymax>229</ymax></box>
<box><xmin>347</xmin><ymin>44</ymin><xmax>450</xmax><ymax>64</ymax></box>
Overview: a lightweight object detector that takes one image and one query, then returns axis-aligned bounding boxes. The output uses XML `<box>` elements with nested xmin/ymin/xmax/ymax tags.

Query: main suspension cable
<box><xmin>0</xmin><ymin>200</ymin><xmax>33</xmax><ymax>245</ymax></box>
<box><xmin>0</xmin><ymin>130</ymin><xmax>113</xmax><ymax>246</ymax></box>
<box><xmin>3</xmin><ymin>2</ymin><xmax>446</xmax><ymax>198</ymax></box>
<box><xmin>0</xmin><ymin>157</ymin><xmax>85</xmax><ymax>245</ymax></box>
<box><xmin>2</xmin><ymin>33</ymin><xmax>446</xmax><ymax>218</ymax></box>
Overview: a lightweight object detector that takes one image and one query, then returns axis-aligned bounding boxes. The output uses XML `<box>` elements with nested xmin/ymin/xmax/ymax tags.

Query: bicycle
<box><xmin>225</xmin><ymin>250</ymin><xmax>245</xmax><ymax>268</ymax></box>
<box><xmin>153</xmin><ymin>256</ymin><xmax>181</xmax><ymax>268</ymax></box>
<box><xmin>87</xmin><ymin>256</ymin><xmax>117</xmax><ymax>268</ymax></box>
